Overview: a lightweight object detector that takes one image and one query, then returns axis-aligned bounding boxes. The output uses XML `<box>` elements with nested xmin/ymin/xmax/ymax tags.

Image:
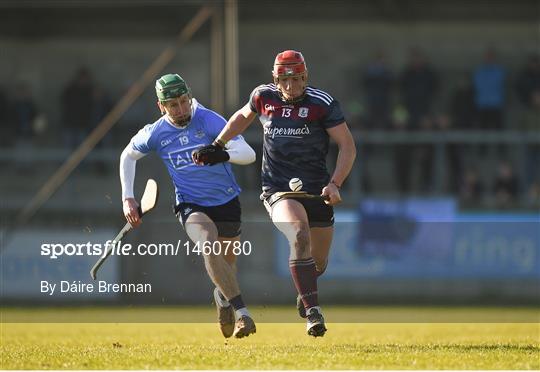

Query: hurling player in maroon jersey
<box><xmin>193</xmin><ymin>50</ymin><xmax>356</xmax><ymax>337</ymax></box>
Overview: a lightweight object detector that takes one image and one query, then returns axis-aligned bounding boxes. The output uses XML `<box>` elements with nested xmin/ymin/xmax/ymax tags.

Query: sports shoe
<box><xmin>306</xmin><ymin>308</ymin><xmax>327</xmax><ymax>337</ymax></box>
<box><xmin>297</xmin><ymin>295</ymin><xmax>307</xmax><ymax>318</ymax></box>
<box><xmin>233</xmin><ymin>315</ymin><xmax>256</xmax><ymax>338</ymax></box>
<box><xmin>213</xmin><ymin>287</ymin><xmax>234</xmax><ymax>338</ymax></box>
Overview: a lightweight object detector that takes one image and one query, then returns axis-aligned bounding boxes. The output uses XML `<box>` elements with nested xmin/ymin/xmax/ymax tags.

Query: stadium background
<box><xmin>0</xmin><ymin>0</ymin><xmax>538</xmax><ymax>311</ymax></box>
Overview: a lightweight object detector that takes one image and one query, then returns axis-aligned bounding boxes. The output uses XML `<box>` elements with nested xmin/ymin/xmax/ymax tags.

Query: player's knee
<box><xmin>224</xmin><ymin>253</ymin><xmax>237</xmax><ymax>266</ymax></box>
<box><xmin>187</xmin><ymin>230</ymin><xmax>215</xmax><ymax>246</ymax></box>
<box><xmin>186</xmin><ymin>220</ymin><xmax>218</xmax><ymax>243</ymax></box>
<box><xmin>202</xmin><ymin>251</ymin><xmax>222</xmax><ymax>270</ymax></box>
<box><xmin>291</xmin><ymin>227</ymin><xmax>310</xmax><ymax>257</ymax></box>
<box><xmin>202</xmin><ymin>250</ymin><xmax>219</xmax><ymax>261</ymax></box>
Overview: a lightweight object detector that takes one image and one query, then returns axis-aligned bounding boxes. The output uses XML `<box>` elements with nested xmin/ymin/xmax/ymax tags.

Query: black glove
<box><xmin>193</xmin><ymin>143</ymin><xmax>230</xmax><ymax>165</ymax></box>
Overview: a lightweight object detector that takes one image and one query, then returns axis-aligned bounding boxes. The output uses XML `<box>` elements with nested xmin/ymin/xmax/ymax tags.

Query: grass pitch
<box><xmin>1</xmin><ymin>307</ymin><xmax>538</xmax><ymax>370</ymax></box>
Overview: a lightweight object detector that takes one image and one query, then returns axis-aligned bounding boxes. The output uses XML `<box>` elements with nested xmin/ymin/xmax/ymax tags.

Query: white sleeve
<box><xmin>225</xmin><ymin>135</ymin><xmax>256</xmax><ymax>165</ymax></box>
<box><xmin>119</xmin><ymin>144</ymin><xmax>147</xmax><ymax>200</ymax></box>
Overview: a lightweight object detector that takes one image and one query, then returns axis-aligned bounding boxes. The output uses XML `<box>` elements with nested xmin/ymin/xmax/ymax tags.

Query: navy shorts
<box><xmin>262</xmin><ymin>194</ymin><xmax>334</xmax><ymax>228</ymax></box>
<box><xmin>174</xmin><ymin>196</ymin><xmax>242</xmax><ymax>238</ymax></box>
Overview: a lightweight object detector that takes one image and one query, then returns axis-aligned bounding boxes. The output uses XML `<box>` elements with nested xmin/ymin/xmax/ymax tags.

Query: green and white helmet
<box><xmin>155</xmin><ymin>73</ymin><xmax>190</xmax><ymax>102</ymax></box>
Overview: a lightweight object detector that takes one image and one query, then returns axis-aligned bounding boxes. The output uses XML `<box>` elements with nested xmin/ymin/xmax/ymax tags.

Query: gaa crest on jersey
<box><xmin>298</xmin><ymin>107</ymin><xmax>309</xmax><ymax>118</ymax></box>
<box><xmin>161</xmin><ymin>138</ymin><xmax>173</xmax><ymax>147</ymax></box>
<box><xmin>264</xmin><ymin>103</ymin><xmax>276</xmax><ymax>112</ymax></box>
<box><xmin>195</xmin><ymin>129</ymin><xmax>205</xmax><ymax>139</ymax></box>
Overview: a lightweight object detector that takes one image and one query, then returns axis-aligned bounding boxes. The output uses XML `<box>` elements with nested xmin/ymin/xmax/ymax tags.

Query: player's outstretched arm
<box><xmin>322</xmin><ymin>122</ymin><xmax>356</xmax><ymax>205</ymax></box>
<box><xmin>193</xmin><ymin>104</ymin><xmax>257</xmax><ymax>166</ymax></box>
<box><xmin>192</xmin><ymin>136</ymin><xmax>255</xmax><ymax>166</ymax></box>
<box><xmin>216</xmin><ymin>103</ymin><xmax>257</xmax><ymax>145</ymax></box>
<box><xmin>119</xmin><ymin>145</ymin><xmax>147</xmax><ymax>227</ymax></box>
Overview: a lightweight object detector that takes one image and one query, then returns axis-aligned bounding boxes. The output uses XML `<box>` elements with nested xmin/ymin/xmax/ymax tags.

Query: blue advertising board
<box><xmin>276</xmin><ymin>198</ymin><xmax>540</xmax><ymax>278</ymax></box>
<box><xmin>1</xmin><ymin>229</ymin><xmax>119</xmax><ymax>300</ymax></box>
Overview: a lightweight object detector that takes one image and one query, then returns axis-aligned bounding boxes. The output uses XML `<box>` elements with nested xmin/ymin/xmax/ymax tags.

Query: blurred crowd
<box><xmin>357</xmin><ymin>47</ymin><xmax>539</xmax><ymax>132</ymax></box>
<box><xmin>0</xmin><ymin>67</ymin><xmax>113</xmax><ymax>150</ymax></box>
<box><xmin>0</xmin><ymin>49</ymin><xmax>538</xmax><ymax>209</ymax></box>
<box><xmin>354</xmin><ymin>47</ymin><xmax>539</xmax><ymax>209</ymax></box>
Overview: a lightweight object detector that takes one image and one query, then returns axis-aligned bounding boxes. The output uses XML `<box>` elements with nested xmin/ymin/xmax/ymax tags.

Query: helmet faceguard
<box><xmin>155</xmin><ymin>74</ymin><xmax>192</xmax><ymax>127</ymax></box>
<box><xmin>272</xmin><ymin>50</ymin><xmax>308</xmax><ymax>103</ymax></box>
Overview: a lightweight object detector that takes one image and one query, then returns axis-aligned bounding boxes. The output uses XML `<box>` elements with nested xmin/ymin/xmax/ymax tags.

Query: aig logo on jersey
<box><xmin>298</xmin><ymin>107</ymin><xmax>309</xmax><ymax>118</ymax></box>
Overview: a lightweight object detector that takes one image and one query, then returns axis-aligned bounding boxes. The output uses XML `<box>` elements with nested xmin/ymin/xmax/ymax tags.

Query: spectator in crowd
<box><xmin>436</xmin><ymin>114</ymin><xmax>462</xmax><ymax>193</ymax></box>
<box><xmin>493</xmin><ymin>161</ymin><xmax>520</xmax><ymax>208</ymax></box>
<box><xmin>0</xmin><ymin>85</ymin><xmax>11</xmax><ymax>147</ymax></box>
<box><xmin>362</xmin><ymin>50</ymin><xmax>394</xmax><ymax>130</ymax></box>
<box><xmin>417</xmin><ymin>115</ymin><xmax>435</xmax><ymax>193</ymax></box>
<box><xmin>391</xmin><ymin>104</ymin><xmax>412</xmax><ymax>194</ymax></box>
<box><xmin>519</xmin><ymin>90</ymin><xmax>540</xmax><ymax>190</ymax></box>
<box><xmin>459</xmin><ymin>168</ymin><xmax>484</xmax><ymax>207</ymax></box>
<box><xmin>12</xmin><ymin>83</ymin><xmax>38</xmax><ymax>144</ymax></box>
<box><xmin>399</xmin><ymin>47</ymin><xmax>439</xmax><ymax>130</ymax></box>
<box><xmin>515</xmin><ymin>53</ymin><xmax>540</xmax><ymax>108</ymax></box>
<box><xmin>391</xmin><ymin>98</ymin><xmax>410</xmax><ymax>195</ymax></box>
<box><xmin>395</xmin><ymin>48</ymin><xmax>438</xmax><ymax>194</ymax></box>
<box><xmin>360</xmin><ymin>50</ymin><xmax>394</xmax><ymax>193</ymax></box>
<box><xmin>91</xmin><ymin>84</ymin><xmax>114</xmax><ymax>173</ymax></box>
<box><xmin>520</xmin><ymin>91</ymin><xmax>540</xmax><ymax>131</ymax></box>
<box><xmin>91</xmin><ymin>84</ymin><xmax>113</xmax><ymax>146</ymax></box>
<box><xmin>526</xmin><ymin>180</ymin><xmax>540</xmax><ymax>209</ymax></box>
<box><xmin>449</xmin><ymin>76</ymin><xmax>476</xmax><ymax>130</ymax></box>
<box><xmin>473</xmin><ymin>48</ymin><xmax>506</xmax><ymax>130</ymax></box>
<box><xmin>444</xmin><ymin>76</ymin><xmax>474</xmax><ymax>193</ymax></box>
<box><xmin>91</xmin><ymin>85</ymin><xmax>112</xmax><ymax>127</ymax></box>
<box><xmin>61</xmin><ymin>67</ymin><xmax>95</xmax><ymax>148</ymax></box>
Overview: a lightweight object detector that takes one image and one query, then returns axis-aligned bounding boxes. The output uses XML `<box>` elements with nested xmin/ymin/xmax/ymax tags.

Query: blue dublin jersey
<box><xmin>130</xmin><ymin>99</ymin><xmax>241</xmax><ymax>206</ymax></box>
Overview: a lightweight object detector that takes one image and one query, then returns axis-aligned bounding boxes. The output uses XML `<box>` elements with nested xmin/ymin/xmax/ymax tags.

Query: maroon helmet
<box><xmin>272</xmin><ymin>50</ymin><xmax>307</xmax><ymax>77</ymax></box>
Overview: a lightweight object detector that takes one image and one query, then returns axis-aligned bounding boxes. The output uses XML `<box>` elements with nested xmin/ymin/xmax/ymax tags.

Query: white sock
<box><xmin>235</xmin><ymin>307</ymin><xmax>250</xmax><ymax>320</ymax></box>
<box><xmin>306</xmin><ymin>306</ymin><xmax>322</xmax><ymax>316</ymax></box>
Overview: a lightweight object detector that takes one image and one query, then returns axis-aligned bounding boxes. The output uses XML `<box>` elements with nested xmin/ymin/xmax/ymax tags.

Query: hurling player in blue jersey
<box><xmin>194</xmin><ymin>51</ymin><xmax>356</xmax><ymax>337</ymax></box>
<box><xmin>120</xmin><ymin>74</ymin><xmax>257</xmax><ymax>339</ymax></box>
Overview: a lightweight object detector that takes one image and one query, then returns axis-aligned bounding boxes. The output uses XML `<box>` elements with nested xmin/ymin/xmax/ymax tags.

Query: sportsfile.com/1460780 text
<box><xmin>40</xmin><ymin>240</ymin><xmax>252</xmax><ymax>259</ymax></box>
